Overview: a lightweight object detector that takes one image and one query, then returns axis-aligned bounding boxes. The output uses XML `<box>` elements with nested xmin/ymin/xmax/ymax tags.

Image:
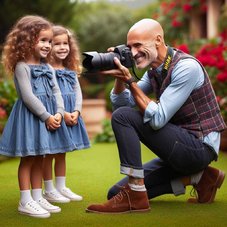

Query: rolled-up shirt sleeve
<box><xmin>144</xmin><ymin>101</ymin><xmax>159</xmax><ymax>123</ymax></box>
<box><xmin>110</xmin><ymin>71</ymin><xmax>152</xmax><ymax>110</ymax></box>
<box><xmin>110</xmin><ymin>88</ymin><xmax>135</xmax><ymax>110</ymax></box>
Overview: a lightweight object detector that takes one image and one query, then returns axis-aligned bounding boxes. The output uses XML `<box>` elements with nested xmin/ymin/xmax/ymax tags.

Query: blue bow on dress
<box><xmin>31</xmin><ymin>67</ymin><xmax>54</xmax><ymax>97</ymax></box>
<box><xmin>56</xmin><ymin>70</ymin><xmax>76</xmax><ymax>87</ymax></box>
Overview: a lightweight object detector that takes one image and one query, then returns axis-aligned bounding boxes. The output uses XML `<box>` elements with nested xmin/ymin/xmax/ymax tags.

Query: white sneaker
<box><xmin>58</xmin><ymin>187</ymin><xmax>83</xmax><ymax>201</ymax></box>
<box><xmin>18</xmin><ymin>200</ymin><xmax>50</xmax><ymax>218</ymax></box>
<box><xmin>43</xmin><ymin>190</ymin><xmax>70</xmax><ymax>203</ymax></box>
<box><xmin>37</xmin><ymin>197</ymin><xmax>61</xmax><ymax>213</ymax></box>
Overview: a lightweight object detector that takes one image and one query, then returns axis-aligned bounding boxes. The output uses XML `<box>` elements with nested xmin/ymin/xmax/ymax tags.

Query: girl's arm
<box><xmin>49</xmin><ymin>65</ymin><xmax>64</xmax><ymax>116</ymax></box>
<box><xmin>73</xmin><ymin>76</ymin><xmax>82</xmax><ymax>113</ymax></box>
<box><xmin>15</xmin><ymin>62</ymin><xmax>51</xmax><ymax>122</ymax></box>
<box><xmin>67</xmin><ymin>75</ymin><xmax>82</xmax><ymax>126</ymax></box>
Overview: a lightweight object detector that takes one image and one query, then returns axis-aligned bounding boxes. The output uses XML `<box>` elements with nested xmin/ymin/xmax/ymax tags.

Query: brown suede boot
<box><xmin>188</xmin><ymin>166</ymin><xmax>225</xmax><ymax>203</ymax></box>
<box><xmin>86</xmin><ymin>185</ymin><xmax>150</xmax><ymax>214</ymax></box>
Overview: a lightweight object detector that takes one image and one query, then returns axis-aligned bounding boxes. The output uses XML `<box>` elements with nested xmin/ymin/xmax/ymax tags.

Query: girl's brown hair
<box><xmin>50</xmin><ymin>25</ymin><xmax>82</xmax><ymax>74</ymax></box>
<box><xmin>2</xmin><ymin>15</ymin><xmax>52</xmax><ymax>73</ymax></box>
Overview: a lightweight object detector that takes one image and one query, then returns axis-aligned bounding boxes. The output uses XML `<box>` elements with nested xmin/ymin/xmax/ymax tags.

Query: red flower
<box><xmin>217</xmin><ymin>72</ymin><xmax>227</xmax><ymax>83</ymax></box>
<box><xmin>183</xmin><ymin>4</ymin><xmax>192</xmax><ymax>12</ymax></box>
<box><xmin>216</xmin><ymin>96</ymin><xmax>221</xmax><ymax>102</ymax></box>
<box><xmin>177</xmin><ymin>44</ymin><xmax>190</xmax><ymax>53</ymax></box>
<box><xmin>197</xmin><ymin>55</ymin><xmax>216</xmax><ymax>66</ymax></box>
<box><xmin>216</xmin><ymin>59</ymin><xmax>226</xmax><ymax>70</ymax></box>
<box><xmin>0</xmin><ymin>107</ymin><xmax>7</xmax><ymax>119</ymax></box>
<box><xmin>220</xmin><ymin>30</ymin><xmax>227</xmax><ymax>40</ymax></box>
<box><xmin>172</xmin><ymin>19</ymin><xmax>182</xmax><ymax>27</ymax></box>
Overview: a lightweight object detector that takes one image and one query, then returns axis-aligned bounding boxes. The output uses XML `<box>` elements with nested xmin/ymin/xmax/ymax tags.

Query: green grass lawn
<box><xmin>1</xmin><ymin>143</ymin><xmax>227</xmax><ymax>227</ymax></box>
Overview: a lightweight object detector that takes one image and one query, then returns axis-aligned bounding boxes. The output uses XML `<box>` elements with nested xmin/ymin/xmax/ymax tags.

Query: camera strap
<box><xmin>161</xmin><ymin>46</ymin><xmax>174</xmax><ymax>79</ymax></box>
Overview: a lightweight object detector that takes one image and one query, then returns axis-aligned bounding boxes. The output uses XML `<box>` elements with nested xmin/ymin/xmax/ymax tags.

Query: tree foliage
<box><xmin>70</xmin><ymin>1</ymin><xmax>133</xmax><ymax>52</ymax></box>
<box><xmin>0</xmin><ymin>0</ymin><xmax>78</xmax><ymax>45</ymax></box>
<box><xmin>69</xmin><ymin>1</ymin><xmax>134</xmax><ymax>89</ymax></box>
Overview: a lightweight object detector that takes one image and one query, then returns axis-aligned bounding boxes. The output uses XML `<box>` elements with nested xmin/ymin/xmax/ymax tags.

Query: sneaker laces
<box><xmin>38</xmin><ymin>198</ymin><xmax>55</xmax><ymax>208</ymax></box>
<box><xmin>48</xmin><ymin>190</ymin><xmax>63</xmax><ymax>199</ymax></box>
<box><xmin>27</xmin><ymin>200</ymin><xmax>43</xmax><ymax>212</ymax></box>
<box><xmin>61</xmin><ymin>188</ymin><xmax>74</xmax><ymax>196</ymax></box>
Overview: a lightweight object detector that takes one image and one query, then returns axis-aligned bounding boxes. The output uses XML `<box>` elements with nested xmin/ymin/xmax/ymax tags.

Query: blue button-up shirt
<box><xmin>110</xmin><ymin>56</ymin><xmax>220</xmax><ymax>154</ymax></box>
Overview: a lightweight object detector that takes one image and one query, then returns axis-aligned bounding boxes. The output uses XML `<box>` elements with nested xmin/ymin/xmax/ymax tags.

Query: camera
<box><xmin>82</xmin><ymin>44</ymin><xmax>134</xmax><ymax>72</ymax></box>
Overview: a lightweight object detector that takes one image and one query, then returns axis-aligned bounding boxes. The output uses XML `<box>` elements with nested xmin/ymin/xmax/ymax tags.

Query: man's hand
<box><xmin>99</xmin><ymin>57</ymin><xmax>133</xmax><ymax>83</ymax></box>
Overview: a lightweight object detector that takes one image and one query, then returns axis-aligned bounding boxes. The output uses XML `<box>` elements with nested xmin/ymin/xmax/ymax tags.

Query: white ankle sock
<box><xmin>190</xmin><ymin>170</ymin><xmax>204</xmax><ymax>185</ymax></box>
<box><xmin>20</xmin><ymin>190</ymin><xmax>33</xmax><ymax>206</ymax></box>
<box><xmin>56</xmin><ymin>176</ymin><xmax>66</xmax><ymax>191</ymax></box>
<box><xmin>31</xmin><ymin>188</ymin><xmax>43</xmax><ymax>201</ymax></box>
<box><xmin>44</xmin><ymin>180</ymin><xmax>55</xmax><ymax>192</ymax></box>
<box><xmin>128</xmin><ymin>183</ymin><xmax>146</xmax><ymax>192</ymax></box>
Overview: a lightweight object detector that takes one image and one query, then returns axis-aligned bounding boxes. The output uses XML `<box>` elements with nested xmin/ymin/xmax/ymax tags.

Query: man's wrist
<box><xmin>125</xmin><ymin>77</ymin><xmax>137</xmax><ymax>85</ymax></box>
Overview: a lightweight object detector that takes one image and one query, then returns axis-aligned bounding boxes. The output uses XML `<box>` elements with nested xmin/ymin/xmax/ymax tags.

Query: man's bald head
<box><xmin>127</xmin><ymin>18</ymin><xmax>167</xmax><ymax>69</ymax></box>
<box><xmin>128</xmin><ymin>19</ymin><xmax>164</xmax><ymax>41</ymax></box>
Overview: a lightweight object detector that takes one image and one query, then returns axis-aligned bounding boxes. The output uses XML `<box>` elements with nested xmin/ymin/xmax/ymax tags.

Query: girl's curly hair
<box><xmin>49</xmin><ymin>25</ymin><xmax>82</xmax><ymax>74</ymax></box>
<box><xmin>2</xmin><ymin>15</ymin><xmax>52</xmax><ymax>74</ymax></box>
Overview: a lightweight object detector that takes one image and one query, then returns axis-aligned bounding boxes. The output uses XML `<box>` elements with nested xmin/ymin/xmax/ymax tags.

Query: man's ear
<box><xmin>155</xmin><ymin>34</ymin><xmax>162</xmax><ymax>47</ymax></box>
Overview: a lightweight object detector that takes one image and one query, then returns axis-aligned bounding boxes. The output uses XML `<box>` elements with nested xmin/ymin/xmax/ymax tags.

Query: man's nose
<box><xmin>131</xmin><ymin>48</ymin><xmax>137</xmax><ymax>57</ymax></box>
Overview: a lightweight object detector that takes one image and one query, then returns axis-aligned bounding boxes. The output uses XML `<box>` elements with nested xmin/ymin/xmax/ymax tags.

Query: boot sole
<box><xmin>86</xmin><ymin>207</ymin><xmax>151</xmax><ymax>214</ymax></box>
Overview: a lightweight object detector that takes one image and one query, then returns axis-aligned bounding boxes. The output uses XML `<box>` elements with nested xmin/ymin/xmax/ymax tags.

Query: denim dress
<box><xmin>55</xmin><ymin>69</ymin><xmax>90</xmax><ymax>150</ymax></box>
<box><xmin>0</xmin><ymin>64</ymin><xmax>76</xmax><ymax>157</ymax></box>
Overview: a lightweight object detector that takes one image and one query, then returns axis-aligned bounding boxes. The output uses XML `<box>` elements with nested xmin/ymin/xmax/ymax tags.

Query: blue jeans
<box><xmin>108</xmin><ymin>107</ymin><xmax>216</xmax><ymax>199</ymax></box>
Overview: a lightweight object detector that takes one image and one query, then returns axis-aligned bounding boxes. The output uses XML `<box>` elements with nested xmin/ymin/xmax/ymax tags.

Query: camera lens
<box><xmin>82</xmin><ymin>44</ymin><xmax>133</xmax><ymax>72</ymax></box>
<box><xmin>82</xmin><ymin>52</ymin><xmax>120</xmax><ymax>72</ymax></box>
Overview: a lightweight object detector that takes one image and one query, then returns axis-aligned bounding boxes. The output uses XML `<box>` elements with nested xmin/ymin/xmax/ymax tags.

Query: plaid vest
<box><xmin>148</xmin><ymin>48</ymin><xmax>226</xmax><ymax>138</ymax></box>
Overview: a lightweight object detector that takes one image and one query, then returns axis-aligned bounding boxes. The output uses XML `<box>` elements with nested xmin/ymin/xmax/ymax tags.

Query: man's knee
<box><xmin>111</xmin><ymin>107</ymin><xmax>131</xmax><ymax>125</ymax></box>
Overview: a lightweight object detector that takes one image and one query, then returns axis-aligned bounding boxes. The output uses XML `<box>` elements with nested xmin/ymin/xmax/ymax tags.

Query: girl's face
<box><xmin>34</xmin><ymin>28</ymin><xmax>53</xmax><ymax>60</ymax></box>
<box><xmin>51</xmin><ymin>34</ymin><xmax>70</xmax><ymax>61</ymax></box>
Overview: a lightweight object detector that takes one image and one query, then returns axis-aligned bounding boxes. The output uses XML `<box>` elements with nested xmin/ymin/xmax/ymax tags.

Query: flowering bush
<box><xmin>196</xmin><ymin>32</ymin><xmax>227</xmax><ymax>121</ymax></box>
<box><xmin>158</xmin><ymin>0</ymin><xmax>207</xmax><ymax>43</ymax></box>
<box><xmin>158</xmin><ymin>0</ymin><xmax>227</xmax><ymax>122</ymax></box>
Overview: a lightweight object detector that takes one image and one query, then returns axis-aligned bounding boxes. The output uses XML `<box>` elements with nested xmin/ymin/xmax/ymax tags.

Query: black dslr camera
<box><xmin>82</xmin><ymin>44</ymin><xmax>134</xmax><ymax>72</ymax></box>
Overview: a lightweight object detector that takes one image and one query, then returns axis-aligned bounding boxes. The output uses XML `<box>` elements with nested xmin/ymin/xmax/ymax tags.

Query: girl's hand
<box><xmin>45</xmin><ymin>115</ymin><xmax>61</xmax><ymax>131</ymax></box>
<box><xmin>71</xmin><ymin>111</ymin><xmax>80</xmax><ymax>125</ymax></box>
<box><xmin>64</xmin><ymin>112</ymin><xmax>73</xmax><ymax>126</ymax></box>
<box><xmin>54</xmin><ymin>113</ymin><xmax>62</xmax><ymax>123</ymax></box>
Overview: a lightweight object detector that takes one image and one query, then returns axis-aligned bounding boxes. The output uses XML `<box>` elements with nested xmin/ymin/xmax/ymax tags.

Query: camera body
<box><xmin>82</xmin><ymin>44</ymin><xmax>134</xmax><ymax>72</ymax></box>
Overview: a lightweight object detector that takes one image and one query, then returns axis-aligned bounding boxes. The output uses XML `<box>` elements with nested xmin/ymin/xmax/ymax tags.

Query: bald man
<box><xmin>86</xmin><ymin>19</ymin><xmax>226</xmax><ymax>214</ymax></box>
